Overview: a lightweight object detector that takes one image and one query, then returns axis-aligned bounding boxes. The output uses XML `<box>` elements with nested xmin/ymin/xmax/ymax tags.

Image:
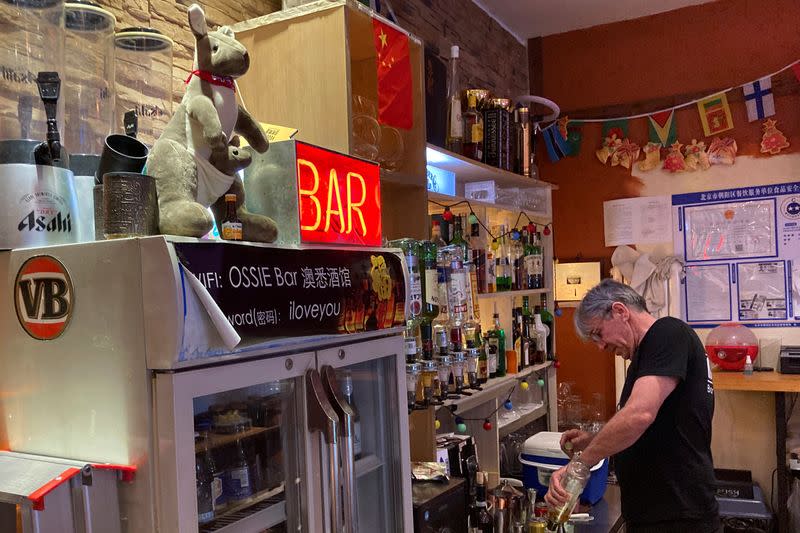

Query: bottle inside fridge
<box><xmin>192</xmin><ymin>380</ymin><xmax>298</xmax><ymax>532</ymax></box>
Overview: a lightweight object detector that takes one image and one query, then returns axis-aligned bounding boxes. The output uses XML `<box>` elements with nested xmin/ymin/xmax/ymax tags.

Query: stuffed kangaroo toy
<box><xmin>146</xmin><ymin>3</ymin><xmax>277</xmax><ymax>242</ymax></box>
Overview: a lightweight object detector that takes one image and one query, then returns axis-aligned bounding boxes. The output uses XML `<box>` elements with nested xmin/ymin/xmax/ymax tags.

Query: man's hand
<box><xmin>560</xmin><ymin>429</ymin><xmax>594</xmax><ymax>457</ymax></box>
<box><xmin>545</xmin><ymin>466</ymin><xmax>570</xmax><ymax>508</ymax></box>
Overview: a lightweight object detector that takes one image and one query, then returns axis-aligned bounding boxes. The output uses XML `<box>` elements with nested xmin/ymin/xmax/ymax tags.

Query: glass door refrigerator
<box><xmin>0</xmin><ymin>236</ymin><xmax>412</xmax><ymax>533</ymax></box>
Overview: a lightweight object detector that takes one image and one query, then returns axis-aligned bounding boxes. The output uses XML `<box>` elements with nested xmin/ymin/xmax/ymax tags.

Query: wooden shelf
<box><xmin>202</xmin><ymin>482</ymin><xmax>286</xmax><ymax>531</ymax></box>
<box><xmin>426</xmin><ymin>144</ymin><xmax>558</xmax><ymax>190</ymax></box>
<box><xmin>477</xmin><ymin>288</ymin><xmax>551</xmax><ymax>300</ymax></box>
<box><xmin>712</xmin><ymin>370</ymin><xmax>800</xmax><ymax>393</ymax></box>
<box><xmin>436</xmin><ymin>361</ymin><xmax>551</xmax><ymax>413</ymax></box>
<box><xmin>195</xmin><ymin>426</ymin><xmax>278</xmax><ymax>453</ymax></box>
<box><xmin>498</xmin><ymin>403</ymin><xmax>547</xmax><ymax>438</ymax></box>
<box><xmin>427</xmin><ymin>191</ymin><xmax>551</xmax><ymax>224</ymax></box>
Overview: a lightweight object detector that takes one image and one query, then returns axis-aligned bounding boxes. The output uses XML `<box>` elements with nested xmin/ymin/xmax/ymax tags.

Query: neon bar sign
<box><xmin>296</xmin><ymin>142</ymin><xmax>382</xmax><ymax>246</ymax></box>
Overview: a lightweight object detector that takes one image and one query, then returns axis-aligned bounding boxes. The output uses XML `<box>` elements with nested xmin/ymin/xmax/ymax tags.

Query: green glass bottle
<box><xmin>450</xmin><ymin>215</ymin><xmax>470</xmax><ymax>262</ymax></box>
<box><xmin>539</xmin><ymin>294</ymin><xmax>555</xmax><ymax>359</ymax></box>
<box><xmin>486</xmin><ymin>311</ymin><xmax>506</xmax><ymax>378</ymax></box>
<box><xmin>420</xmin><ymin>240</ymin><xmax>440</xmax><ymax>359</ymax></box>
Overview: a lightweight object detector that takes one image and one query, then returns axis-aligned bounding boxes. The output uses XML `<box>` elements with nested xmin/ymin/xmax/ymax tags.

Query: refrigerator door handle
<box><xmin>321</xmin><ymin>365</ymin><xmax>359</xmax><ymax>533</ymax></box>
<box><xmin>306</xmin><ymin>368</ymin><xmax>341</xmax><ymax>533</ymax></box>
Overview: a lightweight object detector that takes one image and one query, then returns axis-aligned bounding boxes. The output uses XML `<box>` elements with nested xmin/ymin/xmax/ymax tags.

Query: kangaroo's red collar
<box><xmin>185</xmin><ymin>70</ymin><xmax>236</xmax><ymax>91</ymax></box>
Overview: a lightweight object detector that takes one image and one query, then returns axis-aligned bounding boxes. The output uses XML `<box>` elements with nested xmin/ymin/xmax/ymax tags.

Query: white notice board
<box><xmin>673</xmin><ymin>182</ymin><xmax>800</xmax><ymax>327</ymax></box>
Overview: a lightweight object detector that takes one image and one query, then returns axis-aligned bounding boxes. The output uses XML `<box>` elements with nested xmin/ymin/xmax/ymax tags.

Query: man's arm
<box><xmin>578</xmin><ymin>374</ymin><xmax>678</xmax><ymax>466</ymax></box>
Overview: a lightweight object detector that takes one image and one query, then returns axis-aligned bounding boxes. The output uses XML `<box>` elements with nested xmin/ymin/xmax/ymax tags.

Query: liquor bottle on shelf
<box><xmin>522</xmin><ymin>226</ymin><xmax>534</xmax><ymax>290</ymax></box>
<box><xmin>404</xmin><ymin>322</ymin><xmax>419</xmax><ymax>364</ymax></box>
<box><xmin>463</xmin><ymin>91</ymin><xmax>484</xmax><ymax>161</ymax></box>
<box><xmin>220</xmin><ymin>193</ymin><xmax>242</xmax><ymax>241</ymax></box>
<box><xmin>420</xmin><ymin>240</ymin><xmax>440</xmax><ymax>360</ymax></box>
<box><xmin>470</xmin><ymin>213</ymin><xmax>481</xmax><ymax>240</ymax></box>
<box><xmin>532</xmin><ymin>309</ymin><xmax>548</xmax><ymax>365</ymax></box>
<box><xmin>445</xmin><ymin>45</ymin><xmax>464</xmax><ymax>154</ymax></box>
<box><xmin>520</xmin><ymin>310</ymin><xmax>532</xmax><ymax>368</ymax></box>
<box><xmin>342</xmin><ymin>371</ymin><xmax>363</xmax><ymax>460</ymax></box>
<box><xmin>473</xmin><ymin>248</ymin><xmax>487</xmax><ymax>294</ymax></box>
<box><xmin>511</xmin><ymin>230</ymin><xmax>524</xmax><ymax>290</ymax></box>
<box><xmin>432</xmin><ymin>222</ymin><xmax>450</xmax><ymax>334</ymax></box>
<box><xmin>451</xmin><ymin>215</ymin><xmax>470</xmax><ymax>262</ymax></box>
<box><xmin>446</xmin><ymin>249</ymin><xmax>469</xmax><ymax>350</ymax></box>
<box><xmin>391</xmin><ymin>238</ymin><xmax>423</xmax><ymax>323</ymax></box>
<box><xmin>431</xmin><ymin>220</ymin><xmax>447</xmax><ymax>248</ymax></box>
<box><xmin>486</xmin><ymin>243</ymin><xmax>496</xmax><ymax>293</ymax></box>
<box><xmin>486</xmin><ymin>307</ymin><xmax>506</xmax><ymax>378</ymax></box>
<box><xmin>526</xmin><ymin>232</ymin><xmax>544</xmax><ymax>289</ymax></box>
<box><xmin>518</xmin><ymin>227</ymin><xmax>530</xmax><ymax>290</ymax></box>
<box><xmin>469</xmin><ymin>471</ymin><xmax>494</xmax><ymax>532</ymax></box>
<box><xmin>512</xmin><ymin>306</ymin><xmax>523</xmax><ymax>369</ymax></box>
<box><xmin>539</xmin><ymin>295</ymin><xmax>555</xmax><ymax>359</ymax></box>
<box><xmin>533</xmin><ymin>305</ymin><xmax>553</xmax><ymax>360</ymax></box>
<box><xmin>511</xmin><ymin>306</ymin><xmax>520</xmax><ymax>351</ymax></box>
<box><xmin>495</xmin><ymin>227</ymin><xmax>511</xmax><ymax>291</ymax></box>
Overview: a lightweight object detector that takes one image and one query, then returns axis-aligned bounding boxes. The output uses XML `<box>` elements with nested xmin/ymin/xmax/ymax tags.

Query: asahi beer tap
<box><xmin>0</xmin><ymin>72</ymin><xmax>78</xmax><ymax>249</ymax></box>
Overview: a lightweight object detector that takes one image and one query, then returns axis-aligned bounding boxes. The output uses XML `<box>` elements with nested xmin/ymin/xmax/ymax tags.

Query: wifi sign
<box><xmin>14</xmin><ymin>256</ymin><xmax>74</xmax><ymax>340</ymax></box>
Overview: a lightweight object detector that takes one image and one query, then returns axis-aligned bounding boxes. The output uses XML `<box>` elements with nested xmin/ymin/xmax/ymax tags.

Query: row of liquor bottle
<box><xmin>391</xmin><ymin>234</ymin><xmax>552</xmax><ymax>359</ymax></box>
<box><xmin>445</xmin><ymin>46</ymin><xmax>535</xmax><ymax>177</ymax></box>
<box><xmin>433</xmin><ymin>215</ymin><xmax>546</xmax><ymax>294</ymax></box>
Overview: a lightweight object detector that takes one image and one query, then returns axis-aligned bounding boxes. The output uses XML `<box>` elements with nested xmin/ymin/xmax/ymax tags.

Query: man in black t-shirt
<box><xmin>545</xmin><ymin>279</ymin><xmax>720</xmax><ymax>533</ymax></box>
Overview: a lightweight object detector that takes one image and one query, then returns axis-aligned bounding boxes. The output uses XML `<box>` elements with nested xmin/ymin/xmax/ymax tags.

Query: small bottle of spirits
<box><xmin>220</xmin><ymin>194</ymin><xmax>242</xmax><ymax>241</ymax></box>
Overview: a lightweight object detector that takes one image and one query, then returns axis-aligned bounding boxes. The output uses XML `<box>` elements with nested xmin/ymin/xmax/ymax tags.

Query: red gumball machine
<box><xmin>705</xmin><ymin>323</ymin><xmax>759</xmax><ymax>371</ymax></box>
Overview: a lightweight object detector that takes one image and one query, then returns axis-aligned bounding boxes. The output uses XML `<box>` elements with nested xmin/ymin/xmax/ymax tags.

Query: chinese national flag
<box><xmin>372</xmin><ymin>18</ymin><xmax>413</xmax><ymax>129</ymax></box>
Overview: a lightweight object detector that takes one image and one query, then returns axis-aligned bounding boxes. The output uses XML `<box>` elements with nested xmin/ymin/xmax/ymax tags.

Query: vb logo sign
<box><xmin>14</xmin><ymin>255</ymin><xmax>74</xmax><ymax>340</ymax></box>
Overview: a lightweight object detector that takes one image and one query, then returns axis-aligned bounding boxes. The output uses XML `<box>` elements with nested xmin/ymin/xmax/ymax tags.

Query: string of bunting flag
<box><xmin>536</xmin><ymin>58</ymin><xmax>800</xmax><ymax>170</ymax></box>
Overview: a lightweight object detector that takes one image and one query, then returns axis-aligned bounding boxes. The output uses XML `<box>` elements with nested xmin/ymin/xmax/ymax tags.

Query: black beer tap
<box><xmin>124</xmin><ymin>109</ymin><xmax>138</xmax><ymax>138</ymax></box>
<box><xmin>33</xmin><ymin>72</ymin><xmax>64</xmax><ymax>167</ymax></box>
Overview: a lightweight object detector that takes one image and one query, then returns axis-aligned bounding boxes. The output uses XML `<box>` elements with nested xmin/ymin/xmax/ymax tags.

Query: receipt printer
<box><xmin>779</xmin><ymin>345</ymin><xmax>800</xmax><ymax>374</ymax></box>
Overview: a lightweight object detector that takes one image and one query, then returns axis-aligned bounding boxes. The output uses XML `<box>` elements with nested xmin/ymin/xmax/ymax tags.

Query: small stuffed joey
<box><xmin>146</xmin><ymin>3</ymin><xmax>277</xmax><ymax>242</ymax></box>
<box><xmin>209</xmin><ymin>140</ymin><xmax>277</xmax><ymax>242</ymax></box>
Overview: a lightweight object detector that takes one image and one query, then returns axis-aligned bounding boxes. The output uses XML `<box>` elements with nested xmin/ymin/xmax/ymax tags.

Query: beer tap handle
<box><xmin>124</xmin><ymin>110</ymin><xmax>138</xmax><ymax>138</ymax></box>
<box><xmin>34</xmin><ymin>72</ymin><xmax>63</xmax><ymax>166</ymax></box>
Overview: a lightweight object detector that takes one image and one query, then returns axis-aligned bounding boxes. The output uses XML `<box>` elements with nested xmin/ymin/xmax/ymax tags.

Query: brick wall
<box><xmin>95</xmin><ymin>0</ymin><xmax>281</xmax><ymax>103</ymax></box>
<box><xmin>392</xmin><ymin>0</ymin><xmax>528</xmax><ymax>100</ymax></box>
<box><xmin>98</xmin><ymin>0</ymin><xmax>527</xmax><ymax>104</ymax></box>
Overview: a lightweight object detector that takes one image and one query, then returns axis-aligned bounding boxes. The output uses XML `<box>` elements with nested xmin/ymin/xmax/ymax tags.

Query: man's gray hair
<box><xmin>574</xmin><ymin>279</ymin><xmax>648</xmax><ymax>339</ymax></box>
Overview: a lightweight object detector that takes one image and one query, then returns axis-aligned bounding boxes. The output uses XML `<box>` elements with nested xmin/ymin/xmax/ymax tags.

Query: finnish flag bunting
<box><xmin>742</xmin><ymin>76</ymin><xmax>775</xmax><ymax>122</ymax></box>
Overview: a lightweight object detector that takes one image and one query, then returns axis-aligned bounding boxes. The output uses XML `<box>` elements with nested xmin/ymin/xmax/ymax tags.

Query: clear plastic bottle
<box><xmin>744</xmin><ymin>355</ymin><xmax>754</xmax><ymax>376</ymax></box>
<box><xmin>546</xmin><ymin>456</ymin><xmax>590</xmax><ymax>528</ymax></box>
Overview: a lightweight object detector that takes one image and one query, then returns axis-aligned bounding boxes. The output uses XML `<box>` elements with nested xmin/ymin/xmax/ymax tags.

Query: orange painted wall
<box><xmin>535</xmin><ymin>0</ymin><xmax>800</xmax><ymax>418</ymax></box>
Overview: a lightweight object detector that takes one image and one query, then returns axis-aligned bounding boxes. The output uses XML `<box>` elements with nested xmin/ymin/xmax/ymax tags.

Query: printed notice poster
<box><xmin>685</xmin><ymin>264</ymin><xmax>731</xmax><ymax>322</ymax></box>
<box><xmin>604</xmin><ymin>195</ymin><xmax>672</xmax><ymax>247</ymax></box>
<box><xmin>683</xmin><ymin>199</ymin><xmax>776</xmax><ymax>262</ymax></box>
<box><xmin>736</xmin><ymin>261</ymin><xmax>787</xmax><ymax>320</ymax></box>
